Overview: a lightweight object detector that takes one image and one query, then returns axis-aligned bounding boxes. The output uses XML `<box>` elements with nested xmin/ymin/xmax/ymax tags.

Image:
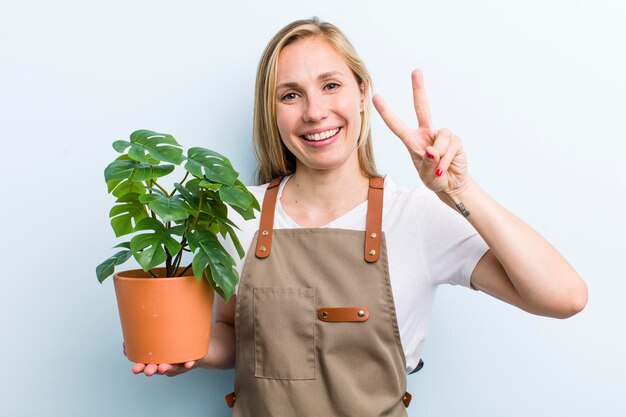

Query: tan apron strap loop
<box><xmin>365</xmin><ymin>176</ymin><xmax>384</xmax><ymax>263</ymax></box>
<box><xmin>255</xmin><ymin>177</ymin><xmax>282</xmax><ymax>258</ymax></box>
<box><xmin>225</xmin><ymin>391</ymin><xmax>236</xmax><ymax>408</ymax></box>
<box><xmin>317</xmin><ymin>306</ymin><xmax>370</xmax><ymax>322</ymax></box>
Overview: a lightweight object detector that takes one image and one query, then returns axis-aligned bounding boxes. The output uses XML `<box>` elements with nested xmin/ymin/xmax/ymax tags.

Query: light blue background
<box><xmin>1</xmin><ymin>0</ymin><xmax>624</xmax><ymax>416</ymax></box>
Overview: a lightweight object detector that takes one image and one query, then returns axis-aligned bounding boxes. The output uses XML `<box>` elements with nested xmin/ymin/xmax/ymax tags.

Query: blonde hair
<box><xmin>253</xmin><ymin>17</ymin><xmax>378</xmax><ymax>185</ymax></box>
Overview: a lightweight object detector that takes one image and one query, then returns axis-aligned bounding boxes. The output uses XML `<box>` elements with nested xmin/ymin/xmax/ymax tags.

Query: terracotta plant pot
<box><xmin>113</xmin><ymin>267</ymin><xmax>215</xmax><ymax>364</ymax></box>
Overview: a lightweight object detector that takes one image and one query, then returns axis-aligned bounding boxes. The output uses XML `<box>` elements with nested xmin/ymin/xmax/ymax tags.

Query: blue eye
<box><xmin>281</xmin><ymin>92</ymin><xmax>299</xmax><ymax>101</ymax></box>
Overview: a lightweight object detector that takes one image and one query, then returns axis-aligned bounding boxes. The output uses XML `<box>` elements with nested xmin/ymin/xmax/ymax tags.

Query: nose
<box><xmin>302</xmin><ymin>92</ymin><xmax>328</xmax><ymax>123</ymax></box>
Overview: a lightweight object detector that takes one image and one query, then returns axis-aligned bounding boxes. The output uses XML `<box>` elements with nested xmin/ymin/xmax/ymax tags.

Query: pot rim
<box><xmin>114</xmin><ymin>267</ymin><xmax>197</xmax><ymax>281</ymax></box>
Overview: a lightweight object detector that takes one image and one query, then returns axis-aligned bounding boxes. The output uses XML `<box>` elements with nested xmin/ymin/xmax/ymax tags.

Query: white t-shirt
<box><xmin>224</xmin><ymin>175</ymin><xmax>490</xmax><ymax>374</ymax></box>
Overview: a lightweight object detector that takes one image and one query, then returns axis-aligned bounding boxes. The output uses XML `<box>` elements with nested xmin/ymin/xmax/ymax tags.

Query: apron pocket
<box><xmin>253</xmin><ymin>287</ymin><xmax>316</xmax><ymax>380</ymax></box>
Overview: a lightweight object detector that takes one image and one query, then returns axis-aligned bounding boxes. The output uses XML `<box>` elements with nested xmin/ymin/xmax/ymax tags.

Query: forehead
<box><xmin>276</xmin><ymin>36</ymin><xmax>352</xmax><ymax>83</ymax></box>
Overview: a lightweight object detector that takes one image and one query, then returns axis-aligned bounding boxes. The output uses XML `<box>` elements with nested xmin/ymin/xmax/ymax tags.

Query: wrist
<box><xmin>436</xmin><ymin>176</ymin><xmax>475</xmax><ymax>215</ymax></box>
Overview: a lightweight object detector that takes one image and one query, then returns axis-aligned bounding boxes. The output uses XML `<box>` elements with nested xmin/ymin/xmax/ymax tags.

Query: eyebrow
<box><xmin>276</xmin><ymin>71</ymin><xmax>343</xmax><ymax>90</ymax></box>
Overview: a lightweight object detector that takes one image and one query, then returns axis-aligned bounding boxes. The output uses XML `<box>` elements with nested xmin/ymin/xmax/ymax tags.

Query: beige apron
<box><xmin>226</xmin><ymin>177</ymin><xmax>411</xmax><ymax>416</ymax></box>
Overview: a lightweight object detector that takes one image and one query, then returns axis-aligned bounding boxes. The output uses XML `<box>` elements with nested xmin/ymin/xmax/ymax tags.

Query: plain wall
<box><xmin>1</xmin><ymin>0</ymin><xmax>624</xmax><ymax>416</ymax></box>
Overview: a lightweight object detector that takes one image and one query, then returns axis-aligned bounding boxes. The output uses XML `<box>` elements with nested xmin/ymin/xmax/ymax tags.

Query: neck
<box><xmin>284</xmin><ymin>159</ymin><xmax>370</xmax><ymax>211</ymax></box>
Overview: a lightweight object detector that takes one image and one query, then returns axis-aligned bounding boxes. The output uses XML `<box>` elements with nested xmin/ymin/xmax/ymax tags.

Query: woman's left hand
<box><xmin>373</xmin><ymin>69</ymin><xmax>469</xmax><ymax>196</ymax></box>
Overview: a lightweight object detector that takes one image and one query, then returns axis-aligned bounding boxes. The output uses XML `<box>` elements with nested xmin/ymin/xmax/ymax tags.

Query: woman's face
<box><xmin>274</xmin><ymin>36</ymin><xmax>365</xmax><ymax>174</ymax></box>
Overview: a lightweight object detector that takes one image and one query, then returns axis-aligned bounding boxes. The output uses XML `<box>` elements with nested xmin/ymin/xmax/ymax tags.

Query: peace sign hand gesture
<box><xmin>373</xmin><ymin>69</ymin><xmax>469</xmax><ymax>196</ymax></box>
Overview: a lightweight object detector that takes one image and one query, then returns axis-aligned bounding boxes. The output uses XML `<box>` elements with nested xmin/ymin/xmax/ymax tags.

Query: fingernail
<box><xmin>435</xmin><ymin>168</ymin><xmax>443</xmax><ymax>176</ymax></box>
<box><xmin>426</xmin><ymin>151</ymin><xmax>433</xmax><ymax>159</ymax></box>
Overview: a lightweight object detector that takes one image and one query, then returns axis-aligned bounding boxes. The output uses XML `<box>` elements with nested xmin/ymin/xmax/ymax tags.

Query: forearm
<box><xmin>436</xmin><ymin>176</ymin><xmax>587</xmax><ymax>316</ymax></box>
<box><xmin>197</xmin><ymin>320</ymin><xmax>235</xmax><ymax>370</ymax></box>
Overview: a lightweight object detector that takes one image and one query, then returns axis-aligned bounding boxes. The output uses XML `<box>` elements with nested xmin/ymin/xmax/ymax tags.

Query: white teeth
<box><xmin>304</xmin><ymin>128</ymin><xmax>340</xmax><ymax>141</ymax></box>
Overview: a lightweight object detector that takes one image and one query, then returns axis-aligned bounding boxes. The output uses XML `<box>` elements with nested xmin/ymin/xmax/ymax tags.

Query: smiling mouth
<box><xmin>301</xmin><ymin>127</ymin><xmax>342</xmax><ymax>142</ymax></box>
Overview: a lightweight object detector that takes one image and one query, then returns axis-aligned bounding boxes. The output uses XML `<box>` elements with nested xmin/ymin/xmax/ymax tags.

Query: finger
<box><xmin>372</xmin><ymin>94</ymin><xmax>412</xmax><ymax>142</ymax></box>
<box><xmin>424</xmin><ymin>146</ymin><xmax>441</xmax><ymax>172</ymax></box>
<box><xmin>131</xmin><ymin>363</ymin><xmax>145</xmax><ymax>374</ymax></box>
<box><xmin>184</xmin><ymin>360</ymin><xmax>196</xmax><ymax>369</ymax></box>
<box><xmin>144</xmin><ymin>363</ymin><xmax>158</xmax><ymax>376</ymax></box>
<box><xmin>431</xmin><ymin>129</ymin><xmax>453</xmax><ymax>176</ymax></box>
<box><xmin>412</xmin><ymin>69</ymin><xmax>434</xmax><ymax>131</ymax></box>
<box><xmin>158</xmin><ymin>364</ymin><xmax>174</xmax><ymax>374</ymax></box>
<box><xmin>436</xmin><ymin>143</ymin><xmax>458</xmax><ymax>176</ymax></box>
<box><xmin>432</xmin><ymin>129</ymin><xmax>452</xmax><ymax>155</ymax></box>
<box><xmin>437</xmin><ymin>134</ymin><xmax>463</xmax><ymax>175</ymax></box>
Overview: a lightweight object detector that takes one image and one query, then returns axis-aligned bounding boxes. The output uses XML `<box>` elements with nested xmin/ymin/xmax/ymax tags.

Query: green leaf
<box><xmin>236</xmin><ymin>179</ymin><xmax>260</xmax><ymax>211</ymax></box>
<box><xmin>217</xmin><ymin>220</ymin><xmax>245</xmax><ymax>258</ymax></box>
<box><xmin>108</xmin><ymin>179</ymin><xmax>147</xmax><ymax>198</ymax></box>
<box><xmin>112</xmin><ymin>140</ymin><xmax>131</xmax><ymax>153</ymax></box>
<box><xmin>129</xmin><ymin>218</ymin><xmax>183</xmax><ymax>271</ymax></box>
<box><xmin>185</xmin><ymin>147</ymin><xmax>239</xmax><ymax>186</ymax></box>
<box><xmin>104</xmin><ymin>158</ymin><xmax>175</xmax><ymax>182</ymax></box>
<box><xmin>138</xmin><ymin>193</ymin><xmax>190</xmax><ymax>223</ymax></box>
<box><xmin>109</xmin><ymin>193</ymin><xmax>149</xmax><ymax>237</ymax></box>
<box><xmin>96</xmin><ymin>249</ymin><xmax>132</xmax><ymax>283</ymax></box>
<box><xmin>106</xmin><ymin>178</ymin><xmax>123</xmax><ymax>193</ymax></box>
<box><xmin>208</xmin><ymin>221</ymin><xmax>220</xmax><ymax>235</ymax></box>
<box><xmin>191</xmin><ymin>250</ymin><xmax>209</xmax><ymax>282</ymax></box>
<box><xmin>219</xmin><ymin>184</ymin><xmax>254</xmax><ymax>210</ymax></box>
<box><xmin>198</xmin><ymin>180</ymin><xmax>222</xmax><ymax>191</ymax></box>
<box><xmin>187</xmin><ymin>229</ymin><xmax>238</xmax><ymax>302</ymax></box>
<box><xmin>220</xmin><ymin>180</ymin><xmax>259</xmax><ymax>221</ymax></box>
<box><xmin>207</xmin><ymin>195</ymin><xmax>228</xmax><ymax>220</ymax></box>
<box><xmin>174</xmin><ymin>182</ymin><xmax>201</xmax><ymax>212</ymax></box>
<box><xmin>126</xmin><ymin>130</ymin><xmax>184</xmax><ymax>164</ymax></box>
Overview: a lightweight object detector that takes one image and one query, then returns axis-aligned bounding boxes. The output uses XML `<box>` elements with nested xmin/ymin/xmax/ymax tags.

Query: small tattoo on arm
<box><xmin>455</xmin><ymin>202</ymin><xmax>470</xmax><ymax>217</ymax></box>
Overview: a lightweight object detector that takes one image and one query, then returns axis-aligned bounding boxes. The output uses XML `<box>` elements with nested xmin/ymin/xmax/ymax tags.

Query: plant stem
<box><xmin>148</xmin><ymin>269</ymin><xmax>157</xmax><ymax>278</ymax></box>
<box><xmin>173</xmin><ymin>237</ymin><xmax>187</xmax><ymax>273</ymax></box>
<box><xmin>165</xmin><ymin>246</ymin><xmax>172</xmax><ymax>276</ymax></box>
<box><xmin>152</xmin><ymin>180</ymin><xmax>169</xmax><ymax>195</ymax></box>
<box><xmin>179</xmin><ymin>263</ymin><xmax>192</xmax><ymax>276</ymax></box>
<box><xmin>170</xmin><ymin>172</ymin><xmax>189</xmax><ymax>197</ymax></box>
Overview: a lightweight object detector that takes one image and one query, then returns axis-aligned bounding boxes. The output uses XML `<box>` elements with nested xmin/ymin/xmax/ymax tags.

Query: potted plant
<box><xmin>96</xmin><ymin>129</ymin><xmax>258</xmax><ymax>364</ymax></box>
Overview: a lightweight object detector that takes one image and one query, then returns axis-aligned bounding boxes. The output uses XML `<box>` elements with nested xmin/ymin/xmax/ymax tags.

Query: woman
<box><xmin>129</xmin><ymin>17</ymin><xmax>588</xmax><ymax>415</ymax></box>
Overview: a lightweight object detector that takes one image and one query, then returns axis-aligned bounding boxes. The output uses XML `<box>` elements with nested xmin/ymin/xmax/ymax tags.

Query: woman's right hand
<box><xmin>123</xmin><ymin>342</ymin><xmax>200</xmax><ymax>377</ymax></box>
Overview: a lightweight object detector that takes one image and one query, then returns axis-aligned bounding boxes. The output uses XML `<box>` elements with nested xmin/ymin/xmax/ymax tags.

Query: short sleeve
<box><xmin>413</xmin><ymin>188</ymin><xmax>490</xmax><ymax>288</ymax></box>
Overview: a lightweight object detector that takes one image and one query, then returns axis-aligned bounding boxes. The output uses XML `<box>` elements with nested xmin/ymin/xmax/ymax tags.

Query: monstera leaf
<box><xmin>109</xmin><ymin>193</ymin><xmax>149</xmax><ymax>237</ymax></box>
<box><xmin>96</xmin><ymin>242</ymin><xmax>132</xmax><ymax>283</ymax></box>
<box><xmin>104</xmin><ymin>155</ymin><xmax>175</xmax><ymax>183</ymax></box>
<box><xmin>218</xmin><ymin>180</ymin><xmax>259</xmax><ymax>220</ymax></box>
<box><xmin>138</xmin><ymin>191</ymin><xmax>190</xmax><ymax>223</ymax></box>
<box><xmin>112</xmin><ymin>130</ymin><xmax>184</xmax><ymax>164</ymax></box>
<box><xmin>185</xmin><ymin>147</ymin><xmax>238</xmax><ymax>186</ymax></box>
<box><xmin>188</xmin><ymin>229</ymin><xmax>238</xmax><ymax>302</ymax></box>
<box><xmin>107</xmin><ymin>178</ymin><xmax>147</xmax><ymax>198</ymax></box>
<box><xmin>130</xmin><ymin>218</ymin><xmax>185</xmax><ymax>271</ymax></box>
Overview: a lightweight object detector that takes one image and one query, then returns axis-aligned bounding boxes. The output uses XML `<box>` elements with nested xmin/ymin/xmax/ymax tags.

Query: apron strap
<box><xmin>364</xmin><ymin>176</ymin><xmax>384</xmax><ymax>263</ymax></box>
<box><xmin>255</xmin><ymin>177</ymin><xmax>283</xmax><ymax>259</ymax></box>
<box><xmin>255</xmin><ymin>176</ymin><xmax>385</xmax><ymax>262</ymax></box>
